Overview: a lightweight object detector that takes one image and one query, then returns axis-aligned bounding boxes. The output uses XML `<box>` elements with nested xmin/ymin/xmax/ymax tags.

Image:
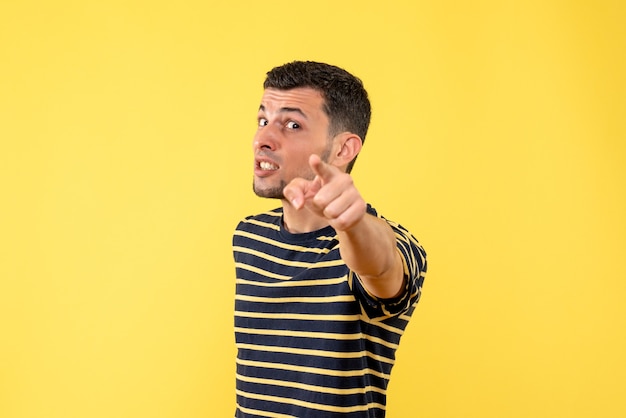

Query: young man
<box><xmin>233</xmin><ymin>61</ymin><xmax>427</xmax><ymax>418</ymax></box>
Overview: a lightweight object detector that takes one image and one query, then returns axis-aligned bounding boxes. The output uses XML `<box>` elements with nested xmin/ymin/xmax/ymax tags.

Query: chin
<box><xmin>253</xmin><ymin>180</ymin><xmax>285</xmax><ymax>200</ymax></box>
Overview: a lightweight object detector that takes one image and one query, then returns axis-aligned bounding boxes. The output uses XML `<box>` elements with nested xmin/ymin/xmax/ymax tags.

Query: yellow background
<box><xmin>1</xmin><ymin>1</ymin><xmax>625</xmax><ymax>417</ymax></box>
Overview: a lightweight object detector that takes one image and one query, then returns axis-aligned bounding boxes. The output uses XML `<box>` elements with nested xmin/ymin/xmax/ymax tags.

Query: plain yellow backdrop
<box><xmin>1</xmin><ymin>1</ymin><xmax>624</xmax><ymax>417</ymax></box>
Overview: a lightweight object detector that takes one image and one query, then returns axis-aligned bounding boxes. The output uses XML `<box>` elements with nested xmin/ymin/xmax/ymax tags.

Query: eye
<box><xmin>258</xmin><ymin>118</ymin><xmax>268</xmax><ymax>127</ymax></box>
<box><xmin>286</xmin><ymin>121</ymin><xmax>300</xmax><ymax>129</ymax></box>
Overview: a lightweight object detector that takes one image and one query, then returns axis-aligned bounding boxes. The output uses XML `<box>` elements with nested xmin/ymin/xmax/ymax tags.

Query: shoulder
<box><xmin>233</xmin><ymin>208</ymin><xmax>283</xmax><ymax>248</ymax></box>
<box><xmin>236</xmin><ymin>208</ymin><xmax>282</xmax><ymax>230</ymax></box>
<box><xmin>365</xmin><ymin>203</ymin><xmax>378</xmax><ymax>217</ymax></box>
<box><xmin>366</xmin><ymin>204</ymin><xmax>426</xmax><ymax>265</ymax></box>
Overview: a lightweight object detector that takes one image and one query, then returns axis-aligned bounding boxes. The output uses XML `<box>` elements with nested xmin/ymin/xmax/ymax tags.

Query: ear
<box><xmin>332</xmin><ymin>133</ymin><xmax>362</xmax><ymax>171</ymax></box>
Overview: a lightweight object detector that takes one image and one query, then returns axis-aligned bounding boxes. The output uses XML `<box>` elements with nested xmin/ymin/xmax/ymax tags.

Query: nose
<box><xmin>253</xmin><ymin>124</ymin><xmax>279</xmax><ymax>152</ymax></box>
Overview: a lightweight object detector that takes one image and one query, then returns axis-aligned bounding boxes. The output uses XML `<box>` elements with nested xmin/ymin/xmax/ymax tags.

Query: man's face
<box><xmin>252</xmin><ymin>87</ymin><xmax>334</xmax><ymax>199</ymax></box>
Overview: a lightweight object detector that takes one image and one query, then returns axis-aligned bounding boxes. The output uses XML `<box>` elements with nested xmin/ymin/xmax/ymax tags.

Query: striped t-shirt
<box><xmin>233</xmin><ymin>205</ymin><xmax>427</xmax><ymax>418</ymax></box>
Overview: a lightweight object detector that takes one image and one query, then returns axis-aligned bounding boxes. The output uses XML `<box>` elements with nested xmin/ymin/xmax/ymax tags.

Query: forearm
<box><xmin>338</xmin><ymin>213</ymin><xmax>405</xmax><ymax>299</ymax></box>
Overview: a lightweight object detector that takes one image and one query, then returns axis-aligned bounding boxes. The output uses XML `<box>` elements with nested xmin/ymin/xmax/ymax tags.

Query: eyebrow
<box><xmin>258</xmin><ymin>104</ymin><xmax>308</xmax><ymax>119</ymax></box>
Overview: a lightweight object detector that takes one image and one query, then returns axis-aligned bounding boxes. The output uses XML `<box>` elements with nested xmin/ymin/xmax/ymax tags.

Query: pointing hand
<box><xmin>283</xmin><ymin>155</ymin><xmax>366</xmax><ymax>231</ymax></box>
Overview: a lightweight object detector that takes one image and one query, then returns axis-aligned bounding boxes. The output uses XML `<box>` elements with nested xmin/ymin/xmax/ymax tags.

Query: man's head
<box><xmin>263</xmin><ymin>61</ymin><xmax>371</xmax><ymax>174</ymax></box>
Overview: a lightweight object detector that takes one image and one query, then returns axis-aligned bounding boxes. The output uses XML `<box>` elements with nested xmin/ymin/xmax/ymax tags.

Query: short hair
<box><xmin>263</xmin><ymin>61</ymin><xmax>371</xmax><ymax>172</ymax></box>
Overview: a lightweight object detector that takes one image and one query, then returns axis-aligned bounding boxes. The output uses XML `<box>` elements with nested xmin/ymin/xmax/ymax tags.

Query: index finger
<box><xmin>309</xmin><ymin>154</ymin><xmax>338</xmax><ymax>182</ymax></box>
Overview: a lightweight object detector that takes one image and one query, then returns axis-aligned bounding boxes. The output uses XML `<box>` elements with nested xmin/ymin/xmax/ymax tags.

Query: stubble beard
<box><xmin>252</xmin><ymin>179</ymin><xmax>288</xmax><ymax>200</ymax></box>
<box><xmin>252</xmin><ymin>141</ymin><xmax>333</xmax><ymax>200</ymax></box>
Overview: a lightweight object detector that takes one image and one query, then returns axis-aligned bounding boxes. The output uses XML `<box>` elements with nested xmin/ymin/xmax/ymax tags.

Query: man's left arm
<box><xmin>336</xmin><ymin>213</ymin><xmax>405</xmax><ymax>299</ymax></box>
<box><xmin>285</xmin><ymin>155</ymin><xmax>405</xmax><ymax>299</ymax></box>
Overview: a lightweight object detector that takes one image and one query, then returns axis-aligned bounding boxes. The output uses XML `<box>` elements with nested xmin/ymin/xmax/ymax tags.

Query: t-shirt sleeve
<box><xmin>350</xmin><ymin>214</ymin><xmax>427</xmax><ymax>320</ymax></box>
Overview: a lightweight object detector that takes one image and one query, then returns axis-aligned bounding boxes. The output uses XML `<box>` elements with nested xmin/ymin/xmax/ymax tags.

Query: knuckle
<box><xmin>323</xmin><ymin>206</ymin><xmax>339</xmax><ymax>219</ymax></box>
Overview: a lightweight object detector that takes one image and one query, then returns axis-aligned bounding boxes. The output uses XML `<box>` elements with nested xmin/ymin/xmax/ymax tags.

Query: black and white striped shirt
<box><xmin>233</xmin><ymin>205</ymin><xmax>427</xmax><ymax>418</ymax></box>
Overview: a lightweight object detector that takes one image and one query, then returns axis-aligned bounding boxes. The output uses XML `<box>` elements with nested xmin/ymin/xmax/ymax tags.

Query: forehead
<box><xmin>260</xmin><ymin>87</ymin><xmax>326</xmax><ymax>115</ymax></box>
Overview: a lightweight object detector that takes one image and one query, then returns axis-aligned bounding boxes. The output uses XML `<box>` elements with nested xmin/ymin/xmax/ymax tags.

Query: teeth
<box><xmin>260</xmin><ymin>161</ymin><xmax>278</xmax><ymax>170</ymax></box>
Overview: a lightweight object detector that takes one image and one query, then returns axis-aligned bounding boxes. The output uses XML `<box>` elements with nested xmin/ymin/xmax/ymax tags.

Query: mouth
<box><xmin>258</xmin><ymin>161</ymin><xmax>279</xmax><ymax>171</ymax></box>
<box><xmin>255</xmin><ymin>158</ymin><xmax>279</xmax><ymax>176</ymax></box>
